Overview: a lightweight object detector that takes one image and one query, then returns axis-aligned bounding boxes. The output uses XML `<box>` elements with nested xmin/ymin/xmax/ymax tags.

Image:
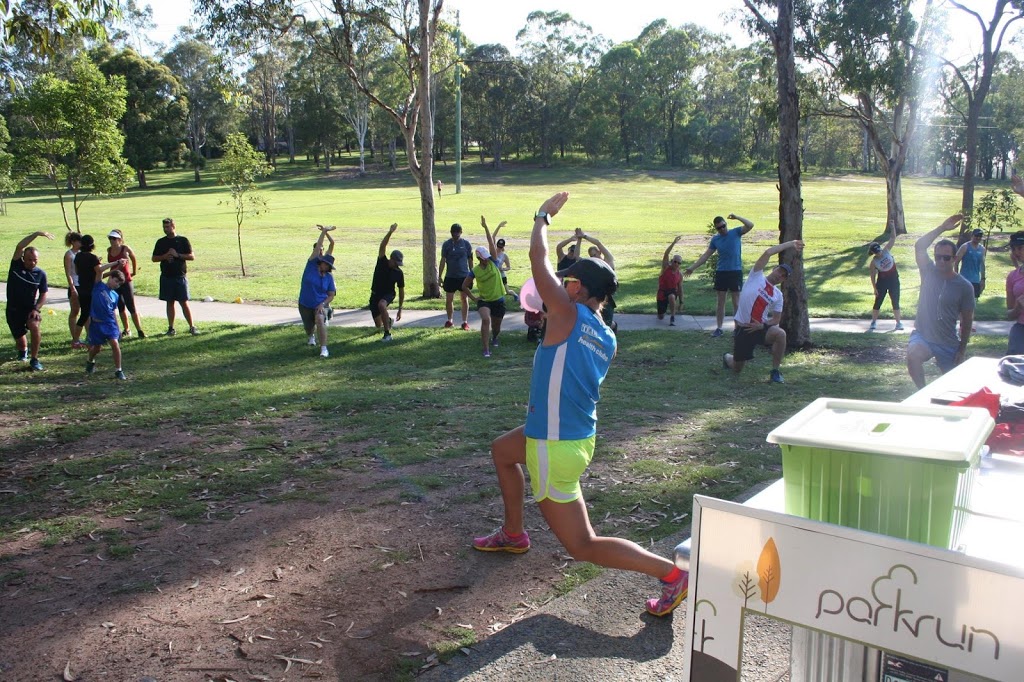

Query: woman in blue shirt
<box><xmin>472</xmin><ymin>192</ymin><xmax>689</xmax><ymax>617</ymax></box>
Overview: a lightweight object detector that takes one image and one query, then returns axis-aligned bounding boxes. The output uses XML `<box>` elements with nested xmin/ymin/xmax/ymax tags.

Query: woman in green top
<box><xmin>463</xmin><ymin>216</ymin><xmax>507</xmax><ymax>358</ymax></box>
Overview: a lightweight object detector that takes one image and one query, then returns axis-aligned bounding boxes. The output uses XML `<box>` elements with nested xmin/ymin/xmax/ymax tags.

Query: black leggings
<box><xmin>873</xmin><ymin>276</ymin><xmax>900</xmax><ymax>311</ymax></box>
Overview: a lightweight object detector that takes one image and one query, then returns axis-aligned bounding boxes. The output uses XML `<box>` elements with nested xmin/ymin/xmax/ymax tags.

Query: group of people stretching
<box><xmin>6</xmin><ymin>217</ymin><xmax>197</xmax><ymax>377</ymax></box>
<box><xmin>12</xmin><ymin>178</ymin><xmax>1024</xmax><ymax>621</ymax></box>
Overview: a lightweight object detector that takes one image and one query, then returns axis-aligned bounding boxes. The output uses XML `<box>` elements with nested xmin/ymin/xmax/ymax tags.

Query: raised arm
<box><xmin>379</xmin><ymin>223</ymin><xmax>397</xmax><ymax>259</ymax></box>
<box><xmin>555</xmin><ymin>234</ymin><xmax>575</xmax><ymax>260</ymax></box>
<box><xmin>882</xmin><ymin>224</ymin><xmax>896</xmax><ymax>252</ymax></box>
<box><xmin>915</xmin><ymin>214</ymin><xmax>962</xmax><ymax>271</ymax></box>
<box><xmin>325</xmin><ymin>230</ymin><xmax>335</xmax><ymax>256</ymax></box>
<box><xmin>752</xmin><ymin>240</ymin><xmax>804</xmax><ymax>274</ymax></box>
<box><xmin>480</xmin><ymin>215</ymin><xmax>497</xmax><ymax>257</ymax></box>
<box><xmin>490</xmin><ymin>219</ymin><xmax>507</xmax><ymax>240</ymax></box>
<box><xmin>954</xmin><ymin>242</ymin><xmax>969</xmax><ymax>273</ymax></box>
<box><xmin>531</xmin><ymin>193</ymin><xmax>573</xmax><ymax>323</ymax></box>
<box><xmin>310</xmin><ymin>225</ymin><xmax>333</xmax><ymax>261</ymax></box>
<box><xmin>96</xmin><ymin>258</ymin><xmax>128</xmax><ymax>283</ymax></box>
<box><xmin>13</xmin><ymin>231</ymin><xmax>54</xmax><ymax>259</ymax></box>
<box><xmin>729</xmin><ymin>213</ymin><xmax>754</xmax><ymax>235</ymax></box>
<box><xmin>585</xmin><ymin>234</ymin><xmax>614</xmax><ymax>269</ymax></box>
<box><xmin>663</xmin><ymin>236</ymin><xmax>681</xmax><ymax>270</ymax></box>
<box><xmin>684</xmin><ymin>245</ymin><xmax>714</xmax><ymax>277</ymax></box>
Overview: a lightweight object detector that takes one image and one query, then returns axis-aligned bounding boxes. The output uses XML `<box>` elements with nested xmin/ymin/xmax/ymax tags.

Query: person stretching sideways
<box><xmin>684</xmin><ymin>213</ymin><xmax>755</xmax><ymax>337</ymax></box>
<box><xmin>658</xmin><ymin>236</ymin><xmax>684</xmax><ymax>326</ymax></box>
<box><xmin>462</xmin><ymin>217</ymin><xmax>507</xmax><ymax>357</ymax></box>
<box><xmin>472</xmin><ymin>192</ymin><xmax>689</xmax><ymax>618</ymax></box>
<box><xmin>722</xmin><ymin>240</ymin><xmax>805</xmax><ymax>383</ymax></box>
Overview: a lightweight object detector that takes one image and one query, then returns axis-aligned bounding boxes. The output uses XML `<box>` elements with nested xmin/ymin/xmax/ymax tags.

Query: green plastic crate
<box><xmin>766</xmin><ymin>399</ymin><xmax>994</xmax><ymax>549</ymax></box>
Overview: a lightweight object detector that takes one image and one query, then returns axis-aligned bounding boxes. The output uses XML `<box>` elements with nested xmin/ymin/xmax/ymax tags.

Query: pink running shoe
<box><xmin>472</xmin><ymin>527</ymin><xmax>530</xmax><ymax>554</ymax></box>
<box><xmin>646</xmin><ymin>570</ymin><xmax>689</xmax><ymax>616</ymax></box>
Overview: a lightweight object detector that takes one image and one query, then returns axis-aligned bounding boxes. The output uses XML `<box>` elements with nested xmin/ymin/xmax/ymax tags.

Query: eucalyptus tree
<box><xmin>988</xmin><ymin>53</ymin><xmax>1023</xmax><ymax>172</ymax></box>
<box><xmin>797</xmin><ymin>0</ymin><xmax>942</xmax><ymax>234</ymax></box>
<box><xmin>196</xmin><ymin>0</ymin><xmax>448</xmax><ymax>297</ymax></box>
<box><xmin>0</xmin><ymin>114</ymin><xmax>20</xmax><ymax>214</ymax></box>
<box><xmin>91</xmin><ymin>44</ymin><xmax>187</xmax><ymax>189</ymax></box>
<box><xmin>744</xmin><ymin>0</ymin><xmax>810</xmax><ymax>348</ymax></box>
<box><xmin>462</xmin><ymin>43</ymin><xmax>526</xmax><ymax>168</ymax></box>
<box><xmin>940</xmin><ymin>0</ymin><xmax>1023</xmax><ymax>233</ymax></box>
<box><xmin>163</xmin><ymin>34</ymin><xmax>239</xmax><ymax>182</ymax></box>
<box><xmin>0</xmin><ymin>0</ymin><xmax>117</xmax><ymax>78</ymax></box>
<box><xmin>287</xmin><ymin>38</ymin><xmax>346</xmax><ymax>169</ymax></box>
<box><xmin>245</xmin><ymin>47</ymin><xmax>291</xmax><ymax>164</ymax></box>
<box><xmin>515</xmin><ymin>11</ymin><xmax>605</xmax><ymax>164</ymax></box>
<box><xmin>643</xmin><ymin>22</ymin><xmax>707</xmax><ymax>166</ymax></box>
<box><xmin>10</xmin><ymin>55</ymin><xmax>132</xmax><ymax>230</ymax></box>
<box><xmin>592</xmin><ymin>41</ymin><xmax>658</xmax><ymax>164</ymax></box>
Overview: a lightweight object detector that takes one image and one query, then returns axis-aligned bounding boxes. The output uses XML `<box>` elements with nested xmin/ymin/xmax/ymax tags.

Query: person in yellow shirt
<box><xmin>463</xmin><ymin>216</ymin><xmax>508</xmax><ymax>358</ymax></box>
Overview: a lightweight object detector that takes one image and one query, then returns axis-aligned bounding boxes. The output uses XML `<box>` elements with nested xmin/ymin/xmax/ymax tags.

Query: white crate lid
<box><xmin>766</xmin><ymin>398</ymin><xmax>995</xmax><ymax>462</ymax></box>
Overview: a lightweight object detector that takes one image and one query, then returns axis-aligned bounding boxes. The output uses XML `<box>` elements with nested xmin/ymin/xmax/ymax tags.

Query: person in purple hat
<box><xmin>722</xmin><ymin>240</ymin><xmax>804</xmax><ymax>383</ymax></box>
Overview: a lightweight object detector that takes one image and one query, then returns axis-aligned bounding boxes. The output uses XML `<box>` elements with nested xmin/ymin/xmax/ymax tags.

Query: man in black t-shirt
<box><xmin>151</xmin><ymin>217</ymin><xmax>198</xmax><ymax>336</ymax></box>
<box><xmin>6</xmin><ymin>230</ymin><xmax>54</xmax><ymax>370</ymax></box>
<box><xmin>370</xmin><ymin>223</ymin><xmax>405</xmax><ymax>342</ymax></box>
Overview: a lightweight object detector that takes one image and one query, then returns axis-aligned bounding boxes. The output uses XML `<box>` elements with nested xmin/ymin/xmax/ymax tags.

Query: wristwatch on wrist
<box><xmin>534</xmin><ymin>211</ymin><xmax>551</xmax><ymax>226</ymax></box>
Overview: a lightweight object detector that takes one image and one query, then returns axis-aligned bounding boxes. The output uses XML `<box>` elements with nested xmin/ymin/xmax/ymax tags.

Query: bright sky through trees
<box><xmin>147</xmin><ymin>0</ymin><xmax>747</xmax><ymax>53</ymax></box>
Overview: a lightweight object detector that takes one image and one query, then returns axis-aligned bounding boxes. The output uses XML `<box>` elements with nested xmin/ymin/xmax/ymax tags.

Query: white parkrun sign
<box><xmin>682</xmin><ymin>496</ymin><xmax>1024</xmax><ymax>681</ymax></box>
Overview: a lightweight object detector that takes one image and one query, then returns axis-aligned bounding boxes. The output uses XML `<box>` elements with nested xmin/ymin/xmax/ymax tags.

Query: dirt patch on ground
<box><xmin>0</xmin><ymin>419</ymin><xmax>615</xmax><ymax>681</ymax></box>
<box><xmin>813</xmin><ymin>342</ymin><xmax>906</xmax><ymax>364</ymax></box>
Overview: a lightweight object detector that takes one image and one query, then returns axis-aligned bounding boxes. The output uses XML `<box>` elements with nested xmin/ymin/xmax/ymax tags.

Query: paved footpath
<box><xmin>8</xmin><ymin>286</ymin><xmax>1013</xmax><ymax>337</ymax></box>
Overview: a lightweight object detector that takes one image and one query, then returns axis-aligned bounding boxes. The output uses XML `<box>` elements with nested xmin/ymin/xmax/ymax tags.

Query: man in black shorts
<box><xmin>722</xmin><ymin>240</ymin><xmax>803</xmax><ymax>383</ymax></box>
<box><xmin>684</xmin><ymin>213</ymin><xmax>755</xmax><ymax>337</ymax></box>
<box><xmin>152</xmin><ymin>217</ymin><xmax>198</xmax><ymax>336</ymax></box>
<box><xmin>6</xmin><ymin>230</ymin><xmax>54</xmax><ymax>371</ymax></box>
<box><xmin>438</xmin><ymin>223</ymin><xmax>472</xmax><ymax>330</ymax></box>
<box><xmin>370</xmin><ymin>223</ymin><xmax>404</xmax><ymax>342</ymax></box>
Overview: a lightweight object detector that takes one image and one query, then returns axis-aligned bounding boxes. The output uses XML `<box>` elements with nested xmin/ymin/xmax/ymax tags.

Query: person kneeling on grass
<box><xmin>472</xmin><ymin>191</ymin><xmax>689</xmax><ymax>618</ymax></box>
<box><xmin>86</xmin><ymin>260</ymin><xmax>130</xmax><ymax>380</ymax></box>
<box><xmin>722</xmin><ymin>240</ymin><xmax>804</xmax><ymax>384</ymax></box>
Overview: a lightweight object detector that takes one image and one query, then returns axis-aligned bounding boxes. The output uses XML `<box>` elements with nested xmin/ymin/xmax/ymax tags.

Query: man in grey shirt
<box><xmin>907</xmin><ymin>213</ymin><xmax>975</xmax><ymax>388</ymax></box>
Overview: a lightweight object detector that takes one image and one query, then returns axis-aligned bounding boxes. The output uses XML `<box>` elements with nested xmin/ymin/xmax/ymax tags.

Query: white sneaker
<box><xmin>308</xmin><ymin>334</ymin><xmax>316</xmax><ymax>346</ymax></box>
<box><xmin>320</xmin><ymin>347</ymin><xmax>329</xmax><ymax>358</ymax></box>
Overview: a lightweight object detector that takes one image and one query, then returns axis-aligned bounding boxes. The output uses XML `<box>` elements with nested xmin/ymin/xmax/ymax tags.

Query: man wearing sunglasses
<box><xmin>907</xmin><ymin>214</ymin><xmax>975</xmax><ymax>388</ymax></box>
<box><xmin>683</xmin><ymin>213</ymin><xmax>755</xmax><ymax>337</ymax></box>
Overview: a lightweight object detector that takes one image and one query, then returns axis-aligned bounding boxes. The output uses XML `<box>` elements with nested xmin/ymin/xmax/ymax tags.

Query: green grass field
<box><xmin>1</xmin><ymin>309</ymin><xmax>1006</xmax><ymax>546</ymax></box>
<box><xmin>1</xmin><ymin>161</ymin><xmax>1013</xmax><ymax>321</ymax></box>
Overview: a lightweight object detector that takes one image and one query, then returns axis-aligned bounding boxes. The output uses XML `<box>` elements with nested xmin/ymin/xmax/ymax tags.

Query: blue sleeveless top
<box><xmin>525</xmin><ymin>303</ymin><xmax>616</xmax><ymax>441</ymax></box>
<box><xmin>959</xmin><ymin>243</ymin><xmax>984</xmax><ymax>284</ymax></box>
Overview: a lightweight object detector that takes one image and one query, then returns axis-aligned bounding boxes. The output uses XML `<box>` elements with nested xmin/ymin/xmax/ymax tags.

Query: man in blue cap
<box><xmin>954</xmin><ymin>227</ymin><xmax>986</xmax><ymax>302</ymax></box>
<box><xmin>722</xmin><ymin>240</ymin><xmax>804</xmax><ymax>383</ymax></box>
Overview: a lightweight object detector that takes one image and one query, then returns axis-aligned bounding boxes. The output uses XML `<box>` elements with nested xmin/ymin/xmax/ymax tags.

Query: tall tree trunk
<box><xmin>772</xmin><ymin>0</ymin><xmax>809</xmax><ymax>349</ymax></box>
<box><xmin>884</xmin><ymin>168</ymin><xmax>906</xmax><ymax>236</ymax></box>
